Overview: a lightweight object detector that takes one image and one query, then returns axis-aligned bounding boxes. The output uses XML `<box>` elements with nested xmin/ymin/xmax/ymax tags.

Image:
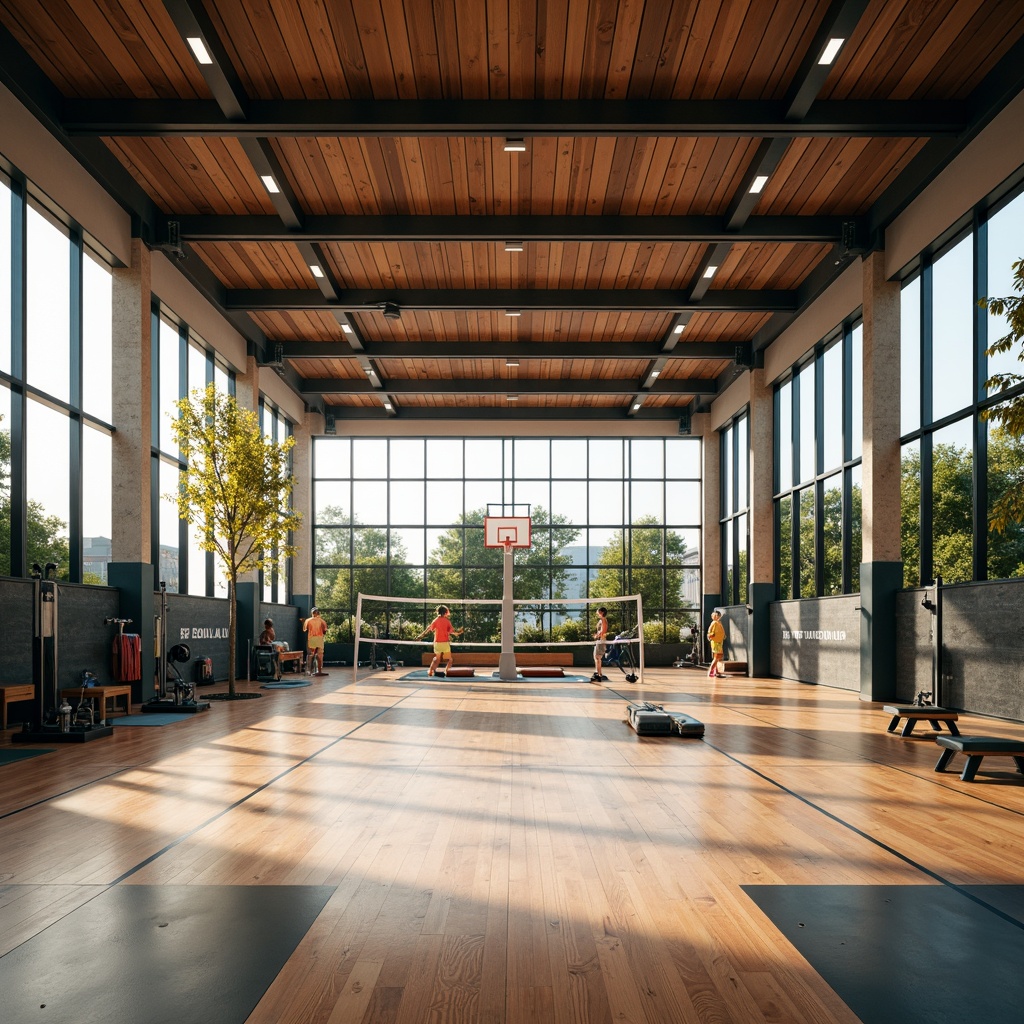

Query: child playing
<box><xmin>418</xmin><ymin>605</ymin><xmax>464</xmax><ymax>677</ymax></box>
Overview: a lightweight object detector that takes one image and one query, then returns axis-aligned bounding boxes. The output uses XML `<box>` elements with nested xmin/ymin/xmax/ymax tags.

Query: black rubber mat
<box><xmin>0</xmin><ymin>748</ymin><xmax>54</xmax><ymax>764</ymax></box>
<box><xmin>743</xmin><ymin>884</ymin><xmax>1024</xmax><ymax>1024</ymax></box>
<box><xmin>0</xmin><ymin>884</ymin><xmax>334</xmax><ymax>1024</ymax></box>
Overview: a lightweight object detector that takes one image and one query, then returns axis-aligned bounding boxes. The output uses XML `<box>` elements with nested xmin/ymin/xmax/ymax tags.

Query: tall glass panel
<box><xmin>736</xmin><ymin>512</ymin><xmax>748</xmax><ymax>604</ymax></box>
<box><xmin>849</xmin><ymin>465</ymin><xmax>862</xmax><ymax>594</ymax></box>
<box><xmin>0</xmin><ymin>179</ymin><xmax>10</xmax><ymax>375</ymax></box>
<box><xmin>159</xmin><ymin>319</ymin><xmax>180</xmax><ymax>453</ymax></box>
<box><xmin>986</xmin><ymin>189</ymin><xmax>1024</xmax><ymax>385</ymax></box>
<box><xmin>986</xmin><ymin>415</ymin><xmax>1024</xmax><ymax>580</ymax></box>
<box><xmin>722</xmin><ymin>522</ymin><xmax>734</xmax><ymax>603</ymax></box>
<box><xmin>931</xmin><ymin>236</ymin><xmax>973</xmax><ymax>420</ymax></box>
<box><xmin>721</xmin><ymin>424</ymin><xmax>733</xmax><ymax>515</ymax></box>
<box><xmin>735</xmin><ymin>415</ymin><xmax>748</xmax><ymax>510</ymax></box>
<box><xmin>26</xmin><ymin>206</ymin><xmax>71</xmax><ymax>402</ymax></box>
<box><xmin>776</xmin><ymin>379</ymin><xmax>792</xmax><ymax>491</ymax></box>
<box><xmin>777</xmin><ymin>495</ymin><xmax>792</xmax><ymax>599</ymax></box>
<box><xmin>665</xmin><ymin>438</ymin><xmax>700</xmax><ymax>478</ymax></box>
<box><xmin>27</xmin><ymin>399</ymin><xmax>70</xmax><ymax>578</ymax></box>
<box><xmin>82</xmin><ymin>425</ymin><xmax>112</xmax><ymax>584</ymax></box>
<box><xmin>797</xmin><ymin>486</ymin><xmax>815</xmax><ymax>596</ymax></box>
<box><xmin>901</xmin><ymin>440</ymin><xmax>921</xmax><ymax>587</ymax></box>
<box><xmin>82</xmin><ymin>252</ymin><xmax>112</xmax><ymax>422</ymax></box>
<box><xmin>0</xmin><ymin>384</ymin><xmax>11</xmax><ymax>574</ymax></box>
<box><xmin>797</xmin><ymin>361</ymin><xmax>815</xmax><ymax>483</ymax></box>
<box><xmin>931</xmin><ymin>417</ymin><xmax>973</xmax><ymax>584</ymax></box>
<box><xmin>821</xmin><ymin>472</ymin><xmax>843</xmax><ymax>595</ymax></box>
<box><xmin>158</xmin><ymin>460</ymin><xmax>180</xmax><ymax>592</ymax></box>
<box><xmin>188</xmin><ymin>342</ymin><xmax>207</xmax><ymax>394</ymax></box>
<box><xmin>822</xmin><ymin>341</ymin><xmax>842</xmax><ymax>470</ymax></box>
<box><xmin>850</xmin><ymin>324</ymin><xmax>863</xmax><ymax>460</ymax></box>
<box><xmin>900</xmin><ymin>277</ymin><xmax>921</xmax><ymax>436</ymax></box>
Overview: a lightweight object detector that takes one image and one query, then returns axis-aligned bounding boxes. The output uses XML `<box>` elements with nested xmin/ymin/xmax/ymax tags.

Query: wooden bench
<box><xmin>60</xmin><ymin>685</ymin><xmax>133</xmax><ymax>723</ymax></box>
<box><xmin>420</xmin><ymin>651</ymin><xmax>574</xmax><ymax>667</ymax></box>
<box><xmin>883</xmin><ymin>704</ymin><xmax>960</xmax><ymax>737</ymax></box>
<box><xmin>277</xmin><ymin>650</ymin><xmax>305</xmax><ymax>674</ymax></box>
<box><xmin>934</xmin><ymin>735</ymin><xmax>1024</xmax><ymax>782</ymax></box>
<box><xmin>0</xmin><ymin>684</ymin><xmax>35</xmax><ymax>730</ymax></box>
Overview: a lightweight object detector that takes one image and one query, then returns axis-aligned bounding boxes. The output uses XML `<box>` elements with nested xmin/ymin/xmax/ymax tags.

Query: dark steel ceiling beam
<box><xmin>275</xmin><ymin>340</ymin><xmax>748</xmax><ymax>361</ymax></box>
<box><xmin>303</xmin><ymin>378</ymin><xmax>718</xmax><ymax>396</ymax></box>
<box><xmin>174</xmin><ymin>213</ymin><xmax>853</xmax><ymax>244</ymax></box>
<box><xmin>226</xmin><ymin>288</ymin><xmax>797</xmax><ymax>312</ymax></box>
<box><xmin>326</xmin><ymin>405</ymin><xmax>692</xmax><ymax>421</ymax></box>
<box><xmin>59</xmin><ymin>98</ymin><xmax>966</xmax><ymax>138</ymax></box>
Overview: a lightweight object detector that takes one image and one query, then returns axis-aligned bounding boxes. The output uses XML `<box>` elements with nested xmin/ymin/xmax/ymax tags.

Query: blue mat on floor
<box><xmin>0</xmin><ymin>747</ymin><xmax>55</xmax><ymax>764</ymax></box>
<box><xmin>112</xmin><ymin>714</ymin><xmax>195</xmax><ymax>726</ymax></box>
<box><xmin>261</xmin><ymin>681</ymin><xmax>312</xmax><ymax>689</ymax></box>
<box><xmin>400</xmin><ymin>669</ymin><xmax>590</xmax><ymax>682</ymax></box>
<box><xmin>744</xmin><ymin>884</ymin><xmax>1024</xmax><ymax>1024</ymax></box>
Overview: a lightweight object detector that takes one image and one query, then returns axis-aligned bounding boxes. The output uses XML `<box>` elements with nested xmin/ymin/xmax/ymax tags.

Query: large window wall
<box><xmin>260</xmin><ymin>398</ymin><xmax>293</xmax><ymax>603</ymax></box>
<box><xmin>313</xmin><ymin>436</ymin><xmax>702</xmax><ymax>642</ymax></box>
<box><xmin>901</xmin><ymin>184</ymin><xmax>1024</xmax><ymax>586</ymax></box>
<box><xmin>0</xmin><ymin>171</ymin><xmax>113</xmax><ymax>582</ymax></box>
<box><xmin>774</xmin><ymin>321</ymin><xmax>863</xmax><ymax>598</ymax></box>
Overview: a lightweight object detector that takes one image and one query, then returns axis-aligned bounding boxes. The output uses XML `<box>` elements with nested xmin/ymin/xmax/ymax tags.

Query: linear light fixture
<box><xmin>260</xmin><ymin>174</ymin><xmax>280</xmax><ymax>194</ymax></box>
<box><xmin>186</xmin><ymin>36</ymin><xmax>213</xmax><ymax>65</ymax></box>
<box><xmin>383</xmin><ymin>401</ymin><xmax>393</xmax><ymax>411</ymax></box>
<box><xmin>309</xmin><ymin>264</ymin><xmax>324</xmax><ymax>278</ymax></box>
<box><xmin>749</xmin><ymin>174</ymin><xmax>769</xmax><ymax>194</ymax></box>
<box><xmin>505</xmin><ymin>309</ymin><xmax>522</xmax><ymax>317</ymax></box>
<box><xmin>507</xmin><ymin>395</ymin><xmax>519</xmax><ymax>401</ymax></box>
<box><xmin>818</xmin><ymin>37</ymin><xmax>845</xmax><ymax>64</ymax></box>
<box><xmin>702</xmin><ymin>265</ymin><xmax>718</xmax><ymax>279</ymax></box>
<box><xmin>503</xmin><ymin>138</ymin><xmax>527</xmax><ymax>152</ymax></box>
<box><xmin>673</xmin><ymin>324</ymin><xmax>685</xmax><ymax>334</ymax></box>
<box><xmin>506</xmin><ymin>360</ymin><xmax>520</xmax><ymax>368</ymax></box>
<box><xmin>650</xmin><ymin>370</ymin><xmax>660</xmax><ymax>378</ymax></box>
<box><xmin>341</xmin><ymin>324</ymin><xmax>353</xmax><ymax>334</ymax></box>
<box><xmin>504</xmin><ymin>241</ymin><xmax>524</xmax><ymax>252</ymax></box>
<box><xmin>633</xmin><ymin>403</ymin><xmax>642</xmax><ymax>411</ymax></box>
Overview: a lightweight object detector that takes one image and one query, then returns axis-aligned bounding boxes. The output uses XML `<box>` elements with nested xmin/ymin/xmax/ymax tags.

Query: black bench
<box><xmin>883</xmin><ymin>704</ymin><xmax>960</xmax><ymax>737</ymax></box>
<box><xmin>933</xmin><ymin>735</ymin><xmax>1024</xmax><ymax>782</ymax></box>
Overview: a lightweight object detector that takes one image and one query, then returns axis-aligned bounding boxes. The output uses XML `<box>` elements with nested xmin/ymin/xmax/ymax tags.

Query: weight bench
<box><xmin>934</xmin><ymin>735</ymin><xmax>1024</xmax><ymax>782</ymax></box>
<box><xmin>883</xmin><ymin>704</ymin><xmax>960</xmax><ymax>737</ymax></box>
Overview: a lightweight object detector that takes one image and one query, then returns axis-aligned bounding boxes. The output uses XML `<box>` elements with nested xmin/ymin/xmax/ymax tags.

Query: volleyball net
<box><xmin>353</xmin><ymin>592</ymin><xmax>645</xmax><ymax>679</ymax></box>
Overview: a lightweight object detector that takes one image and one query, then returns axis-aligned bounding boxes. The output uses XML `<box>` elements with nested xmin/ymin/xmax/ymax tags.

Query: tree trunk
<box><xmin>227</xmin><ymin>573</ymin><xmax>237</xmax><ymax>696</ymax></box>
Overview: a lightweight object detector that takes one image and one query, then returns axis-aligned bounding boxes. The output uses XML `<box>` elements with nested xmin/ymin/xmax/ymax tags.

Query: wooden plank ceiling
<box><xmin>2</xmin><ymin>0</ymin><xmax>1024</xmax><ymax>420</ymax></box>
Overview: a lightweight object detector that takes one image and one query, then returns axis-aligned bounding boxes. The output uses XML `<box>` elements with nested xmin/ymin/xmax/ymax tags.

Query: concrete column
<box><xmin>108</xmin><ymin>239</ymin><xmax>156</xmax><ymax>701</ymax></box>
<box><xmin>290</xmin><ymin>410</ymin><xmax>321</xmax><ymax>612</ymax></box>
<box><xmin>110</xmin><ymin>237</ymin><xmax>152</xmax><ymax>565</ymax></box>
<box><xmin>860</xmin><ymin>250</ymin><xmax>903</xmax><ymax>701</ymax></box>
<box><xmin>748</xmin><ymin>368</ymin><xmax>775</xmax><ymax>676</ymax></box>
<box><xmin>700</xmin><ymin>421</ymin><xmax>722</xmax><ymax>648</ymax></box>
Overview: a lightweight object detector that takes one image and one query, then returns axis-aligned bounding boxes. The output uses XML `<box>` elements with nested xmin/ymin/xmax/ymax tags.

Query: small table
<box><xmin>0</xmin><ymin>684</ymin><xmax>35</xmax><ymax>729</ymax></box>
<box><xmin>883</xmin><ymin>704</ymin><xmax>960</xmax><ymax>737</ymax></box>
<box><xmin>61</xmin><ymin>685</ymin><xmax>133</xmax><ymax>724</ymax></box>
<box><xmin>934</xmin><ymin>735</ymin><xmax>1024</xmax><ymax>782</ymax></box>
<box><xmin>277</xmin><ymin>650</ymin><xmax>305</xmax><ymax>675</ymax></box>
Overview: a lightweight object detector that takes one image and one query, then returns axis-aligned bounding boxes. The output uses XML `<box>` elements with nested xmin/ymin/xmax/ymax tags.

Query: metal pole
<box><xmin>498</xmin><ymin>542</ymin><xmax>517</xmax><ymax>681</ymax></box>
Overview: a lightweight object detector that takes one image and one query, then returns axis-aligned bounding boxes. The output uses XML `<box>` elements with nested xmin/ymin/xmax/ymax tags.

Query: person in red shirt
<box><xmin>302</xmin><ymin>607</ymin><xmax>328</xmax><ymax>676</ymax></box>
<box><xmin>418</xmin><ymin>605</ymin><xmax>464</xmax><ymax>677</ymax></box>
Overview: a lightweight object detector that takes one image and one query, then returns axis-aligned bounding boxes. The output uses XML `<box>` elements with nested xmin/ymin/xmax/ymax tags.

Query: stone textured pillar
<box><xmin>748</xmin><ymin>368</ymin><xmax>775</xmax><ymax>677</ymax></box>
<box><xmin>701</xmin><ymin>421</ymin><xmax>722</xmax><ymax>649</ymax></box>
<box><xmin>860</xmin><ymin>250</ymin><xmax>903</xmax><ymax>701</ymax></box>
<box><xmin>110</xmin><ymin>238</ymin><xmax>152</xmax><ymax>564</ymax></box>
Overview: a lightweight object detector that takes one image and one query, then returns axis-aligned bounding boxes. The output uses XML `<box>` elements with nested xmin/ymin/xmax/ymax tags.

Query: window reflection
<box><xmin>932</xmin><ymin>237</ymin><xmax>974</xmax><ymax>420</ymax></box>
<box><xmin>27</xmin><ymin>206</ymin><xmax>70</xmax><ymax>403</ymax></box>
<box><xmin>931</xmin><ymin>418</ymin><xmax>973</xmax><ymax>584</ymax></box>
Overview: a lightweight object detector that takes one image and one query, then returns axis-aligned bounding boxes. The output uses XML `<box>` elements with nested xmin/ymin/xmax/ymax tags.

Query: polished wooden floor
<box><xmin>3</xmin><ymin>667</ymin><xmax>1024</xmax><ymax>1023</ymax></box>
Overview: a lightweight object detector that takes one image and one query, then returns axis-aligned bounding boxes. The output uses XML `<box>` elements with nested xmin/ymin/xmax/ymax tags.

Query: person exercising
<box><xmin>418</xmin><ymin>605</ymin><xmax>463</xmax><ymax>677</ymax></box>
<box><xmin>591</xmin><ymin>606</ymin><xmax>609</xmax><ymax>683</ymax></box>
<box><xmin>303</xmin><ymin>607</ymin><xmax>328</xmax><ymax>675</ymax></box>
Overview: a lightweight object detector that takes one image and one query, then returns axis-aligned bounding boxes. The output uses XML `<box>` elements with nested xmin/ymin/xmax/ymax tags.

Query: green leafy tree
<box><xmin>0</xmin><ymin>420</ymin><xmax>71</xmax><ymax>578</ymax></box>
<box><xmin>981</xmin><ymin>257</ymin><xmax>1024</xmax><ymax>531</ymax></box>
<box><xmin>591</xmin><ymin>516</ymin><xmax>695</xmax><ymax>640</ymax></box>
<box><xmin>170</xmin><ymin>384</ymin><xmax>301</xmax><ymax>696</ymax></box>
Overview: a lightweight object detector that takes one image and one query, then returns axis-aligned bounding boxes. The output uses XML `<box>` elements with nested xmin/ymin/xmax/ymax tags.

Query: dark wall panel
<box><xmin>770</xmin><ymin>597</ymin><xmax>860</xmax><ymax>689</ymax></box>
<box><xmin>719</xmin><ymin>604</ymin><xmax>750</xmax><ymax>661</ymax></box>
<box><xmin>165</xmin><ymin>593</ymin><xmax>230</xmax><ymax>682</ymax></box>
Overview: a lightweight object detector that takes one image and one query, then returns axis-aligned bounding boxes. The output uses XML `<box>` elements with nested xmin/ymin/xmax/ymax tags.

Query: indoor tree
<box><xmin>170</xmin><ymin>384</ymin><xmax>301</xmax><ymax>697</ymax></box>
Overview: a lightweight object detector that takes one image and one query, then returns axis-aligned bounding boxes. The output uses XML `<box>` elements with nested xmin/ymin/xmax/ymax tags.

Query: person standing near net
<box><xmin>303</xmin><ymin>607</ymin><xmax>328</xmax><ymax>676</ymax></box>
<box><xmin>418</xmin><ymin>605</ymin><xmax>464</xmax><ymax>677</ymax></box>
<box><xmin>706</xmin><ymin>609</ymin><xmax>726</xmax><ymax>678</ymax></box>
<box><xmin>591</xmin><ymin>606</ymin><xmax>609</xmax><ymax>683</ymax></box>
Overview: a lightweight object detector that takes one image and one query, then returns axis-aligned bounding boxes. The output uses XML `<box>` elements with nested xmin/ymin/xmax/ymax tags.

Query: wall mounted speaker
<box><xmin>678</xmin><ymin>410</ymin><xmax>692</xmax><ymax>435</ymax></box>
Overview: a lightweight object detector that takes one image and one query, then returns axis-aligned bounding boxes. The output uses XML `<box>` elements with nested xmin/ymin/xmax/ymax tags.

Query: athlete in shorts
<box><xmin>418</xmin><ymin>605</ymin><xmax>464</xmax><ymax>677</ymax></box>
<box><xmin>303</xmin><ymin>607</ymin><xmax>328</xmax><ymax>675</ymax></box>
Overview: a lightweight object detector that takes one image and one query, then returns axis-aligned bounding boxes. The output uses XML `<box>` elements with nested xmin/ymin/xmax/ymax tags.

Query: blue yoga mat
<box><xmin>261</xmin><ymin>681</ymin><xmax>312</xmax><ymax>689</ymax></box>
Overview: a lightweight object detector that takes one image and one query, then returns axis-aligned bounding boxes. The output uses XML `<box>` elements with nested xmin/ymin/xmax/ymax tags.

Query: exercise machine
<box><xmin>140</xmin><ymin>583</ymin><xmax>210</xmax><ymax>714</ymax></box>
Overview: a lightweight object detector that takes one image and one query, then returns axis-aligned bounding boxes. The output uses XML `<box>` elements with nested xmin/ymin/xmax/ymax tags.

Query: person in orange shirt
<box><xmin>417</xmin><ymin>605</ymin><xmax>464</xmax><ymax>677</ymax></box>
<box><xmin>302</xmin><ymin>607</ymin><xmax>328</xmax><ymax>676</ymax></box>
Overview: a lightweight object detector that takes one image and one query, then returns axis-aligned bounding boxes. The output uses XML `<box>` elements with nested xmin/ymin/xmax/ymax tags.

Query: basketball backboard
<box><xmin>484</xmin><ymin>516</ymin><xmax>532</xmax><ymax>548</ymax></box>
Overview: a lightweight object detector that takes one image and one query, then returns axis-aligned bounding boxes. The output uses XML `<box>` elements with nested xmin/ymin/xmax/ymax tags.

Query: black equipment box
<box><xmin>193</xmin><ymin>657</ymin><xmax>213</xmax><ymax>684</ymax></box>
<box><xmin>626</xmin><ymin>702</ymin><xmax>704</xmax><ymax>738</ymax></box>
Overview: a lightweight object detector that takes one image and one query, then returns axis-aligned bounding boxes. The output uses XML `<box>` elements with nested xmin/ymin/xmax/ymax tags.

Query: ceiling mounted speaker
<box><xmin>382</xmin><ymin>301</ymin><xmax>401</xmax><ymax>320</ymax></box>
<box><xmin>324</xmin><ymin>412</ymin><xmax>336</xmax><ymax>435</ymax></box>
<box><xmin>678</xmin><ymin>410</ymin><xmax>692</xmax><ymax>436</ymax></box>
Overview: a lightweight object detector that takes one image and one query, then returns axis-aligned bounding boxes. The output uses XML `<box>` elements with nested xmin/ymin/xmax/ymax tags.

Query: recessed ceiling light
<box><xmin>650</xmin><ymin>370</ymin><xmax>660</xmax><ymax>378</ymax></box>
<box><xmin>504</xmin><ymin>241</ymin><xmax>524</xmax><ymax>252</ymax></box>
<box><xmin>506</xmin><ymin>360</ymin><xmax>520</xmax><ymax>368</ymax></box>
<box><xmin>505</xmin><ymin>309</ymin><xmax>522</xmax><ymax>317</ymax></box>
<box><xmin>633</xmin><ymin>403</ymin><xmax>642</xmax><ymax>411</ymax></box>
<box><xmin>818</xmin><ymin>37</ymin><xmax>845</xmax><ymax>65</ymax></box>
<box><xmin>309</xmin><ymin>264</ymin><xmax>324</xmax><ymax>278</ymax></box>
<box><xmin>186</xmin><ymin>37</ymin><xmax>213</xmax><ymax>65</ymax></box>
<box><xmin>260</xmin><ymin>175</ymin><xmax>280</xmax><ymax>194</ymax></box>
<box><xmin>341</xmin><ymin>324</ymin><xmax>353</xmax><ymax>334</ymax></box>
<box><xmin>749</xmin><ymin>175</ymin><xmax>769</xmax><ymax>194</ymax></box>
<box><xmin>673</xmin><ymin>324</ymin><xmax>685</xmax><ymax>334</ymax></box>
<box><xmin>507</xmin><ymin>395</ymin><xmax>519</xmax><ymax>401</ymax></box>
<box><xmin>365</xmin><ymin>367</ymin><xmax>375</xmax><ymax>375</ymax></box>
<box><xmin>384</xmin><ymin>401</ymin><xmax>393</xmax><ymax>411</ymax></box>
<box><xmin>503</xmin><ymin>138</ymin><xmax>527</xmax><ymax>152</ymax></box>
<box><xmin>702</xmin><ymin>265</ymin><xmax>718</xmax><ymax>279</ymax></box>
